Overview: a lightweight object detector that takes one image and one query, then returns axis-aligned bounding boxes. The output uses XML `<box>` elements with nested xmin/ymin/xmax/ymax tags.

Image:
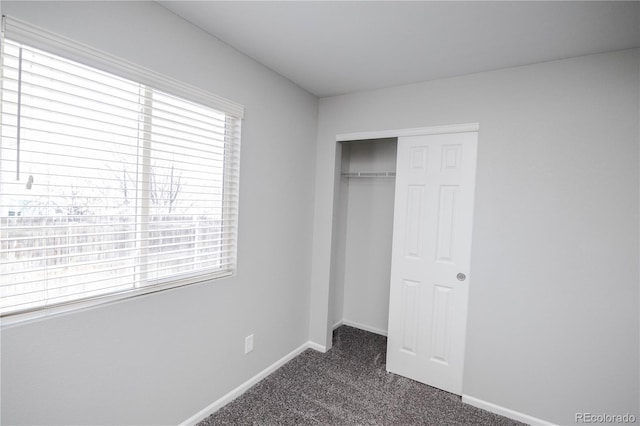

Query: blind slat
<box><xmin>1</xmin><ymin>240</ymin><xmax>238</xmax><ymax>274</ymax></box>
<box><xmin>0</xmin><ymin>155</ymin><xmax>239</xmax><ymax>180</ymax></box>
<box><xmin>1</xmin><ymin>233</ymin><xmax>237</xmax><ymax>256</ymax></box>
<box><xmin>1</xmin><ymin>229</ymin><xmax>237</xmax><ymax>244</ymax></box>
<box><xmin>1</xmin><ymin>97</ymin><xmax>234</xmax><ymax>145</ymax></box>
<box><xmin>1</xmin><ymin>216</ymin><xmax>239</xmax><ymax>230</ymax></box>
<box><xmin>0</xmin><ymin>64</ymin><xmax>230</xmax><ymax>128</ymax></box>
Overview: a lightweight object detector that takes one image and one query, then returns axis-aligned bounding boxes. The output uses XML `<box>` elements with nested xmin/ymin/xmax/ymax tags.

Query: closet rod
<box><xmin>342</xmin><ymin>171</ymin><xmax>396</xmax><ymax>178</ymax></box>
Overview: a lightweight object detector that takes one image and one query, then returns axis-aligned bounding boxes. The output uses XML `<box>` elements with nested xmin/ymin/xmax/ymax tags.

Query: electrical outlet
<box><xmin>245</xmin><ymin>334</ymin><xmax>254</xmax><ymax>354</ymax></box>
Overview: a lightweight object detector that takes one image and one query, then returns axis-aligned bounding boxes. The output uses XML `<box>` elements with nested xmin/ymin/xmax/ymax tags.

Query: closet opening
<box><xmin>330</xmin><ymin>137</ymin><xmax>398</xmax><ymax>336</ymax></box>
<box><xmin>325</xmin><ymin>124</ymin><xmax>478</xmax><ymax>395</ymax></box>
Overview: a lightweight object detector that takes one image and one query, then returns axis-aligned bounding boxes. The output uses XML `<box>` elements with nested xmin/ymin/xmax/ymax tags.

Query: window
<box><xmin>0</xmin><ymin>18</ymin><xmax>243</xmax><ymax>319</ymax></box>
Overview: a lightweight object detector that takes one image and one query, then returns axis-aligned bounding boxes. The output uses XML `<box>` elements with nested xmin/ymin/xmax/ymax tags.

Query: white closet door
<box><xmin>386</xmin><ymin>132</ymin><xmax>477</xmax><ymax>395</ymax></box>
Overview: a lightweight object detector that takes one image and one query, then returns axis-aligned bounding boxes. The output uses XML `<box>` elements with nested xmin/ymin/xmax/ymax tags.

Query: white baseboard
<box><xmin>307</xmin><ymin>341</ymin><xmax>327</xmax><ymax>352</ymax></box>
<box><xmin>181</xmin><ymin>341</ymin><xmax>321</xmax><ymax>426</ymax></box>
<box><xmin>341</xmin><ymin>319</ymin><xmax>388</xmax><ymax>336</ymax></box>
<box><xmin>462</xmin><ymin>395</ymin><xmax>556</xmax><ymax>426</ymax></box>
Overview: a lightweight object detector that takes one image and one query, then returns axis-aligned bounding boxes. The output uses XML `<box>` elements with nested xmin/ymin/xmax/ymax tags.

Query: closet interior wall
<box><xmin>331</xmin><ymin>138</ymin><xmax>397</xmax><ymax>335</ymax></box>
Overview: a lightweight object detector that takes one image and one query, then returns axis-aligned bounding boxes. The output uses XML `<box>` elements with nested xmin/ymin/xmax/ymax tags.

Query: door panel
<box><xmin>386</xmin><ymin>132</ymin><xmax>477</xmax><ymax>395</ymax></box>
<box><xmin>400</xmin><ymin>279</ymin><xmax>420</xmax><ymax>354</ymax></box>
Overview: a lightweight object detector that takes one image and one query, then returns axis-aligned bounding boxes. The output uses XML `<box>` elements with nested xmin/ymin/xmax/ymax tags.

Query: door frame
<box><xmin>336</xmin><ymin>123</ymin><xmax>479</xmax><ymax>142</ymax></box>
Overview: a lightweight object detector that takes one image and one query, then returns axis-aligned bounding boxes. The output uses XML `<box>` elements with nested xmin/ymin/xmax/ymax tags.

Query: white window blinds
<box><xmin>0</xmin><ymin>18</ymin><xmax>243</xmax><ymax>319</ymax></box>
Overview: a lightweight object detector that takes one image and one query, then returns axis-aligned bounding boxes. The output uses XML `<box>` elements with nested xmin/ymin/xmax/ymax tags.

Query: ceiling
<box><xmin>159</xmin><ymin>1</ymin><xmax>640</xmax><ymax>98</ymax></box>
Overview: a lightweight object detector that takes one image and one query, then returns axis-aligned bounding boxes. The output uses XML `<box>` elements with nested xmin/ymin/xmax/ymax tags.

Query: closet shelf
<box><xmin>342</xmin><ymin>171</ymin><xmax>396</xmax><ymax>178</ymax></box>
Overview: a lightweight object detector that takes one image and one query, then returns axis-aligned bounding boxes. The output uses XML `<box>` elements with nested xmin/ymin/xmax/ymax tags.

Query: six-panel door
<box><xmin>386</xmin><ymin>132</ymin><xmax>478</xmax><ymax>395</ymax></box>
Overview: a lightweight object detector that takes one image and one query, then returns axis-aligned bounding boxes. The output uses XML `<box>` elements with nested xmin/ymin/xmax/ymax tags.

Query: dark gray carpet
<box><xmin>198</xmin><ymin>326</ymin><xmax>523</xmax><ymax>425</ymax></box>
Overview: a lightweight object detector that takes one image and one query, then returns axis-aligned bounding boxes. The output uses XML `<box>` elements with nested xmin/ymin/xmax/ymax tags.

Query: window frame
<box><xmin>0</xmin><ymin>16</ymin><xmax>244</xmax><ymax>326</ymax></box>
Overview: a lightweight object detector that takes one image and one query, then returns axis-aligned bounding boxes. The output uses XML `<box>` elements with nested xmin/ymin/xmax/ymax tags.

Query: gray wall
<box><xmin>0</xmin><ymin>2</ymin><xmax>318</xmax><ymax>425</ymax></box>
<box><xmin>310</xmin><ymin>49</ymin><xmax>640</xmax><ymax>424</ymax></box>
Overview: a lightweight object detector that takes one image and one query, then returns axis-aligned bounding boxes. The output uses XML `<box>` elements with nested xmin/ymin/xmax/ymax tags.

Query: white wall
<box><xmin>310</xmin><ymin>49</ymin><xmax>640</xmax><ymax>424</ymax></box>
<box><xmin>0</xmin><ymin>2</ymin><xmax>318</xmax><ymax>425</ymax></box>
<box><xmin>334</xmin><ymin>140</ymin><xmax>396</xmax><ymax>334</ymax></box>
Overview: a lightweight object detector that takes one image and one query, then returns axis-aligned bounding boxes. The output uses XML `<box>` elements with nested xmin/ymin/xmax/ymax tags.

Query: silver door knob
<box><xmin>456</xmin><ymin>273</ymin><xmax>466</xmax><ymax>281</ymax></box>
